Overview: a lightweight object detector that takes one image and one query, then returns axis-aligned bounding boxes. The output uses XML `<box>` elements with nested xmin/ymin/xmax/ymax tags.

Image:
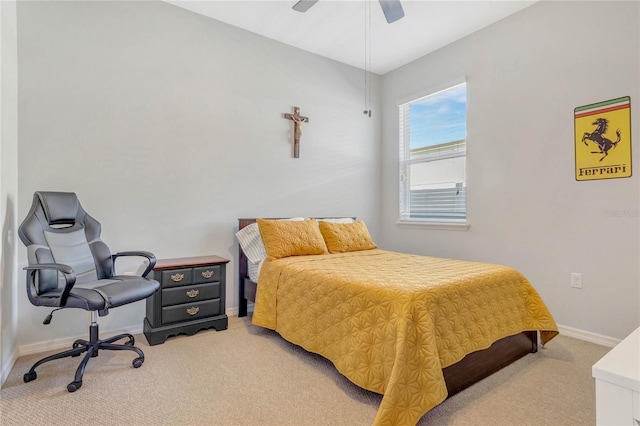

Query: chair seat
<box><xmin>41</xmin><ymin>276</ymin><xmax>160</xmax><ymax>311</ymax></box>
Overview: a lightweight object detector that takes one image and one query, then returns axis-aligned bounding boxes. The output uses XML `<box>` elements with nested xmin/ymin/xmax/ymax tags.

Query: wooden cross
<box><xmin>283</xmin><ymin>106</ymin><xmax>309</xmax><ymax>158</ymax></box>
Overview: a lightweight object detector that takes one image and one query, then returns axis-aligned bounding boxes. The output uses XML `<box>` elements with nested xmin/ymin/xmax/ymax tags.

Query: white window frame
<box><xmin>397</xmin><ymin>79</ymin><xmax>469</xmax><ymax>230</ymax></box>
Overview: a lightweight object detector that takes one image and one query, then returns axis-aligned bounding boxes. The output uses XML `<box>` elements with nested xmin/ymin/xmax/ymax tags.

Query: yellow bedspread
<box><xmin>252</xmin><ymin>250</ymin><xmax>558</xmax><ymax>425</ymax></box>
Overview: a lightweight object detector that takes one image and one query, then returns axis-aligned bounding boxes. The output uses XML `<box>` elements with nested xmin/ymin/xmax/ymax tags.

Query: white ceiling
<box><xmin>167</xmin><ymin>0</ymin><xmax>538</xmax><ymax>75</ymax></box>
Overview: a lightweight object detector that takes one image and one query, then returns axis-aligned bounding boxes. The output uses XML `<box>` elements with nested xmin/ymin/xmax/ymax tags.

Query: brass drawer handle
<box><xmin>171</xmin><ymin>273</ymin><xmax>184</xmax><ymax>282</ymax></box>
<box><xmin>186</xmin><ymin>306</ymin><xmax>200</xmax><ymax>316</ymax></box>
<box><xmin>201</xmin><ymin>270</ymin><xmax>214</xmax><ymax>279</ymax></box>
<box><xmin>186</xmin><ymin>289</ymin><xmax>199</xmax><ymax>298</ymax></box>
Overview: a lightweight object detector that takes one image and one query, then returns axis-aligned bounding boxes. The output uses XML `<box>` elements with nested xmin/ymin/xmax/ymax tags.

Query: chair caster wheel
<box><xmin>24</xmin><ymin>371</ymin><xmax>37</xmax><ymax>383</ymax></box>
<box><xmin>132</xmin><ymin>358</ymin><xmax>143</xmax><ymax>368</ymax></box>
<box><xmin>71</xmin><ymin>342</ymin><xmax>82</xmax><ymax>356</ymax></box>
<box><xmin>67</xmin><ymin>381</ymin><xmax>82</xmax><ymax>392</ymax></box>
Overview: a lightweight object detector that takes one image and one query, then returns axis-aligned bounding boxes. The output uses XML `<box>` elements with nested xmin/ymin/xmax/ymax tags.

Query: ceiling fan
<box><xmin>292</xmin><ymin>0</ymin><xmax>405</xmax><ymax>24</ymax></box>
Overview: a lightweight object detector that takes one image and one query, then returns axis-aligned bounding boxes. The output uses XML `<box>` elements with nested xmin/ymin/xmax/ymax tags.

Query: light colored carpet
<box><xmin>0</xmin><ymin>315</ymin><xmax>609</xmax><ymax>425</ymax></box>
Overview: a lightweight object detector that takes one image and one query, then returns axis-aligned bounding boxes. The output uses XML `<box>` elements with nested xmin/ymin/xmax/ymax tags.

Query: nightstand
<box><xmin>143</xmin><ymin>255</ymin><xmax>229</xmax><ymax>345</ymax></box>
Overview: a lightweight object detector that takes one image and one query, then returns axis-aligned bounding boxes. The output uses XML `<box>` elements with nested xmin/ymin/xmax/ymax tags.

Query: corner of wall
<box><xmin>1</xmin><ymin>0</ymin><xmax>19</xmax><ymax>387</ymax></box>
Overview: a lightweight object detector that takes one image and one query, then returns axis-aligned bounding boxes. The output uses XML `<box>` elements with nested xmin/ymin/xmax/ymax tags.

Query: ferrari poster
<box><xmin>574</xmin><ymin>96</ymin><xmax>632</xmax><ymax>181</ymax></box>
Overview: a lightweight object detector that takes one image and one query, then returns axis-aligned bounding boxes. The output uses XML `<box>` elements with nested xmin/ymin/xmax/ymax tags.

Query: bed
<box><xmin>236</xmin><ymin>218</ymin><xmax>558</xmax><ymax>425</ymax></box>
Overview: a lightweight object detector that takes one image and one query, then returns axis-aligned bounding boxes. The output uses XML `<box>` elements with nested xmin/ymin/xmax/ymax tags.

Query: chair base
<box><xmin>23</xmin><ymin>320</ymin><xmax>145</xmax><ymax>392</ymax></box>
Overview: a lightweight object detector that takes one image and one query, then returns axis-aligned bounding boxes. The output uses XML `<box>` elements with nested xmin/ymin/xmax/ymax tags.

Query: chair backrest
<box><xmin>19</xmin><ymin>192</ymin><xmax>115</xmax><ymax>295</ymax></box>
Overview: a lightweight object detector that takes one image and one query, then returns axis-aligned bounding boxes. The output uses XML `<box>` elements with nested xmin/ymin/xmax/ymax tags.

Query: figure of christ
<box><xmin>283</xmin><ymin>107</ymin><xmax>309</xmax><ymax>158</ymax></box>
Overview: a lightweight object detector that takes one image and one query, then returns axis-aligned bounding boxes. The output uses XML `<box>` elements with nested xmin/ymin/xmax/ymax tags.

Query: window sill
<box><xmin>396</xmin><ymin>220</ymin><xmax>470</xmax><ymax>231</ymax></box>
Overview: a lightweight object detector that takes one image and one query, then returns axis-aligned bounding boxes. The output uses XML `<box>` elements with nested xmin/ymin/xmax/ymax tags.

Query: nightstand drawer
<box><xmin>162</xmin><ymin>299</ymin><xmax>221</xmax><ymax>325</ymax></box>
<box><xmin>161</xmin><ymin>268</ymin><xmax>193</xmax><ymax>288</ymax></box>
<box><xmin>161</xmin><ymin>282</ymin><xmax>221</xmax><ymax>306</ymax></box>
<box><xmin>193</xmin><ymin>265</ymin><xmax>221</xmax><ymax>283</ymax></box>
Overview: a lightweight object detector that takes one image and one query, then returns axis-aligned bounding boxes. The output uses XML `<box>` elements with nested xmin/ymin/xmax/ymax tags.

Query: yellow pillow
<box><xmin>257</xmin><ymin>218</ymin><xmax>328</xmax><ymax>260</ymax></box>
<box><xmin>318</xmin><ymin>220</ymin><xmax>377</xmax><ymax>253</ymax></box>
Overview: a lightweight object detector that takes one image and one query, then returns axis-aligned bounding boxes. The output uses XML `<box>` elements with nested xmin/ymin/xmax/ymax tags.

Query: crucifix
<box><xmin>283</xmin><ymin>106</ymin><xmax>309</xmax><ymax>158</ymax></box>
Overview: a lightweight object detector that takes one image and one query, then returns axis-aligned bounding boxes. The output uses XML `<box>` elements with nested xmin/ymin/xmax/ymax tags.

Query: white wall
<box><xmin>1</xmin><ymin>0</ymin><xmax>19</xmax><ymax>384</ymax></box>
<box><xmin>16</xmin><ymin>1</ymin><xmax>381</xmax><ymax>348</ymax></box>
<box><xmin>381</xmin><ymin>1</ymin><xmax>640</xmax><ymax>340</ymax></box>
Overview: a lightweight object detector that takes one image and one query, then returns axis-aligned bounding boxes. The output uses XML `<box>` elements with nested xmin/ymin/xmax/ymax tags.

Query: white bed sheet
<box><xmin>247</xmin><ymin>259</ymin><xmax>263</xmax><ymax>282</ymax></box>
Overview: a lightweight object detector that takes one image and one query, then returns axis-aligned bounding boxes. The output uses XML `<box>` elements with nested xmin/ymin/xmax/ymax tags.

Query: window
<box><xmin>399</xmin><ymin>82</ymin><xmax>467</xmax><ymax>224</ymax></box>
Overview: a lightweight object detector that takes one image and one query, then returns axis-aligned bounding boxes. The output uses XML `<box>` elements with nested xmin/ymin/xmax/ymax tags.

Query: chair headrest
<box><xmin>36</xmin><ymin>191</ymin><xmax>79</xmax><ymax>226</ymax></box>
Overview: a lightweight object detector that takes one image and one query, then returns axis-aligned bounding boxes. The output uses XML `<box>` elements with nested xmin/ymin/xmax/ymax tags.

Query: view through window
<box><xmin>399</xmin><ymin>82</ymin><xmax>467</xmax><ymax>222</ymax></box>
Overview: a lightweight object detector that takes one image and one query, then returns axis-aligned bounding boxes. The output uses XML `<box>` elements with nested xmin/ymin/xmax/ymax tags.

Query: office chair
<box><xmin>18</xmin><ymin>191</ymin><xmax>160</xmax><ymax>392</ymax></box>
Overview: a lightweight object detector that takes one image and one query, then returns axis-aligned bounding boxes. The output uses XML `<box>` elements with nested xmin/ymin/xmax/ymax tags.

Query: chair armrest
<box><xmin>24</xmin><ymin>263</ymin><xmax>76</xmax><ymax>306</ymax></box>
<box><xmin>112</xmin><ymin>251</ymin><xmax>157</xmax><ymax>277</ymax></box>
<box><xmin>24</xmin><ymin>263</ymin><xmax>74</xmax><ymax>275</ymax></box>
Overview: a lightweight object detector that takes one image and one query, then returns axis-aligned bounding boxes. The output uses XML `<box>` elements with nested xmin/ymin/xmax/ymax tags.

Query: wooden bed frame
<box><xmin>236</xmin><ymin>218</ymin><xmax>537</xmax><ymax>397</ymax></box>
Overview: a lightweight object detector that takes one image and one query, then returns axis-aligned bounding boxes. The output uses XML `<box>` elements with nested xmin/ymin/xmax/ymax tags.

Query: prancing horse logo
<box><xmin>582</xmin><ymin>117</ymin><xmax>621</xmax><ymax>162</ymax></box>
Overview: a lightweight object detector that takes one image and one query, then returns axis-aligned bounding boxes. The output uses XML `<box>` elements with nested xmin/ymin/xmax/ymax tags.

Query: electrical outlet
<box><xmin>571</xmin><ymin>273</ymin><xmax>583</xmax><ymax>289</ymax></box>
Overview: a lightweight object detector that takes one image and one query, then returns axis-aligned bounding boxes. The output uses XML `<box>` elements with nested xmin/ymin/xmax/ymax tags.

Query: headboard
<box><xmin>237</xmin><ymin>218</ymin><xmax>260</xmax><ymax>317</ymax></box>
<box><xmin>236</xmin><ymin>217</ymin><xmax>355</xmax><ymax>317</ymax></box>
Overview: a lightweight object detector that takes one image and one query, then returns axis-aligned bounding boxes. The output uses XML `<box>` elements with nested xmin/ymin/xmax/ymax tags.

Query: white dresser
<box><xmin>592</xmin><ymin>327</ymin><xmax>640</xmax><ymax>426</ymax></box>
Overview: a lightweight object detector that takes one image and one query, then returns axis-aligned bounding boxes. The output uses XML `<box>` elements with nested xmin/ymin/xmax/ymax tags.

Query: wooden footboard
<box><xmin>236</xmin><ymin>218</ymin><xmax>538</xmax><ymax>399</ymax></box>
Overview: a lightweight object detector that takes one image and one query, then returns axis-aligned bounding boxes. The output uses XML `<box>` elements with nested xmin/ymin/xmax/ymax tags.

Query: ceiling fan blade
<box><xmin>378</xmin><ymin>0</ymin><xmax>404</xmax><ymax>23</ymax></box>
<box><xmin>292</xmin><ymin>0</ymin><xmax>319</xmax><ymax>13</ymax></box>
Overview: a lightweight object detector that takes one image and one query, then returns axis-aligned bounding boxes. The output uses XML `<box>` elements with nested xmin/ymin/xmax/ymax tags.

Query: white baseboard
<box><xmin>17</xmin><ymin>307</ymin><xmax>246</xmax><ymax>358</ymax></box>
<box><xmin>557</xmin><ymin>324</ymin><xmax>621</xmax><ymax>348</ymax></box>
<box><xmin>4</xmin><ymin>305</ymin><xmax>253</xmax><ymax>387</ymax></box>
<box><xmin>226</xmin><ymin>304</ymin><xmax>253</xmax><ymax>317</ymax></box>
<box><xmin>18</xmin><ymin>324</ymin><xmax>144</xmax><ymax>358</ymax></box>
<box><xmin>18</xmin><ymin>321</ymin><xmax>617</xmax><ymax>358</ymax></box>
<box><xmin>7</xmin><ymin>317</ymin><xmax>618</xmax><ymax>382</ymax></box>
<box><xmin>18</xmin><ymin>306</ymin><xmax>248</xmax><ymax>358</ymax></box>
<box><xmin>5</xmin><ymin>325</ymin><xmax>143</xmax><ymax>387</ymax></box>
<box><xmin>1</xmin><ymin>347</ymin><xmax>18</xmax><ymax>386</ymax></box>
